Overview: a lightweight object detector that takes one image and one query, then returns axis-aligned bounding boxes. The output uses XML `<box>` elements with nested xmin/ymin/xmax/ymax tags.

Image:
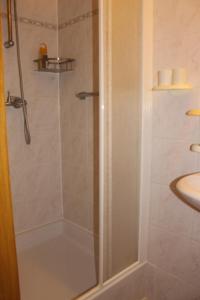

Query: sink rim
<box><xmin>176</xmin><ymin>172</ymin><xmax>200</xmax><ymax>210</ymax></box>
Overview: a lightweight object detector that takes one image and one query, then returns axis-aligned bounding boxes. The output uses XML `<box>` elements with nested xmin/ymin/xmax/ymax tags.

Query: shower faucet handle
<box><xmin>5</xmin><ymin>91</ymin><xmax>27</xmax><ymax>108</ymax></box>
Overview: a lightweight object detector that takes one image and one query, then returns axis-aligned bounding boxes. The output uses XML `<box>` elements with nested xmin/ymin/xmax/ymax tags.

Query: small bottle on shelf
<box><xmin>39</xmin><ymin>43</ymin><xmax>48</xmax><ymax>69</ymax></box>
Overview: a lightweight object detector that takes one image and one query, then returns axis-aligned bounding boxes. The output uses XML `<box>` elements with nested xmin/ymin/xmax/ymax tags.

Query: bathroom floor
<box><xmin>17</xmin><ymin>222</ymin><xmax>97</xmax><ymax>300</ymax></box>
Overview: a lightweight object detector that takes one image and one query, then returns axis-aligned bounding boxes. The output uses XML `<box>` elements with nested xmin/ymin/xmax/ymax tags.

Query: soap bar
<box><xmin>187</xmin><ymin>110</ymin><xmax>200</xmax><ymax>116</ymax></box>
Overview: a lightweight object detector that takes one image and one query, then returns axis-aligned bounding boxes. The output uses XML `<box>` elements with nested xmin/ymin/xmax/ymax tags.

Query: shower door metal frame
<box><xmin>0</xmin><ymin>13</ymin><xmax>20</xmax><ymax>300</ymax></box>
<box><xmin>78</xmin><ymin>0</ymin><xmax>153</xmax><ymax>298</ymax></box>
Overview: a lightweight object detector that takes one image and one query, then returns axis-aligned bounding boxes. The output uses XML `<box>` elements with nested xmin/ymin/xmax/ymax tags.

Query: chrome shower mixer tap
<box><xmin>6</xmin><ymin>91</ymin><xmax>27</xmax><ymax>109</ymax></box>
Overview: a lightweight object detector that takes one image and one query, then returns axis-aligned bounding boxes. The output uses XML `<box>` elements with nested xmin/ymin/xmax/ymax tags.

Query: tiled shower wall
<box><xmin>2</xmin><ymin>0</ymin><xmax>62</xmax><ymax>232</ymax></box>
<box><xmin>58</xmin><ymin>0</ymin><xmax>99</xmax><ymax>234</ymax></box>
<box><xmin>2</xmin><ymin>0</ymin><xmax>98</xmax><ymax>234</ymax></box>
<box><xmin>148</xmin><ymin>0</ymin><xmax>200</xmax><ymax>298</ymax></box>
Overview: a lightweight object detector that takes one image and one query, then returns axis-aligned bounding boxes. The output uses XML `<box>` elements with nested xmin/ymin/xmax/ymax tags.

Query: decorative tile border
<box><xmin>1</xmin><ymin>12</ymin><xmax>57</xmax><ymax>30</ymax></box>
<box><xmin>18</xmin><ymin>16</ymin><xmax>57</xmax><ymax>30</ymax></box>
<box><xmin>1</xmin><ymin>9</ymin><xmax>99</xmax><ymax>31</ymax></box>
<box><xmin>59</xmin><ymin>9</ymin><xmax>99</xmax><ymax>30</ymax></box>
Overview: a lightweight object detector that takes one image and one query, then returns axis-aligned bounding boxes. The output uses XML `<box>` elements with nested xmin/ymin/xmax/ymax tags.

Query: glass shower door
<box><xmin>101</xmin><ymin>0</ymin><xmax>142</xmax><ymax>280</ymax></box>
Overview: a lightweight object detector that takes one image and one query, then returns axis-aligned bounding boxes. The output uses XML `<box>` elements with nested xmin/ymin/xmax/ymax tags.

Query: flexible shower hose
<box><xmin>13</xmin><ymin>0</ymin><xmax>31</xmax><ymax>144</ymax></box>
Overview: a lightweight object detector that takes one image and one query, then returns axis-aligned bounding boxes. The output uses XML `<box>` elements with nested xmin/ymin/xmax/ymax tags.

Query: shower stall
<box><xmin>0</xmin><ymin>0</ymin><xmax>147</xmax><ymax>299</ymax></box>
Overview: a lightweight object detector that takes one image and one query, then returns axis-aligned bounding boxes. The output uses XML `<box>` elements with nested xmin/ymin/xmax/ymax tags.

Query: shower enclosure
<box><xmin>0</xmin><ymin>0</ymin><xmax>144</xmax><ymax>299</ymax></box>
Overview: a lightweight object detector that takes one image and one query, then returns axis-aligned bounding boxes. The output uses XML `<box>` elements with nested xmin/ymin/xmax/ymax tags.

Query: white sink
<box><xmin>176</xmin><ymin>173</ymin><xmax>200</xmax><ymax>211</ymax></box>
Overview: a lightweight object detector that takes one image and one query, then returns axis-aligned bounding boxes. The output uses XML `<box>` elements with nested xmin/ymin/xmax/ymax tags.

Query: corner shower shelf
<box><xmin>33</xmin><ymin>57</ymin><xmax>75</xmax><ymax>73</ymax></box>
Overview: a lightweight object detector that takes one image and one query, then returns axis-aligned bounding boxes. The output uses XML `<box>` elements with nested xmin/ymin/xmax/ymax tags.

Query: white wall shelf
<box><xmin>152</xmin><ymin>84</ymin><xmax>192</xmax><ymax>91</ymax></box>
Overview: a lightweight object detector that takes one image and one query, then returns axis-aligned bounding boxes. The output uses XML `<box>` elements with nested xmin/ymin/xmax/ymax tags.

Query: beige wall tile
<box><xmin>58</xmin><ymin>1</ymin><xmax>99</xmax><ymax>233</ymax></box>
<box><xmin>150</xmin><ymin>5</ymin><xmax>200</xmax><ymax>294</ymax></box>
<box><xmin>150</xmin><ymin>183</ymin><xmax>195</xmax><ymax>237</ymax></box>
<box><xmin>152</xmin><ymin>138</ymin><xmax>198</xmax><ymax>185</ymax></box>
<box><xmin>3</xmin><ymin>0</ymin><xmax>62</xmax><ymax>232</ymax></box>
<box><xmin>145</xmin><ymin>263</ymin><xmax>200</xmax><ymax>300</ymax></box>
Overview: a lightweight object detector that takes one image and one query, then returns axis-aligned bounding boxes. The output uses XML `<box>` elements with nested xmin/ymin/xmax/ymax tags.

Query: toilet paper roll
<box><xmin>172</xmin><ymin>68</ymin><xmax>187</xmax><ymax>85</ymax></box>
<box><xmin>158</xmin><ymin>69</ymin><xmax>172</xmax><ymax>87</ymax></box>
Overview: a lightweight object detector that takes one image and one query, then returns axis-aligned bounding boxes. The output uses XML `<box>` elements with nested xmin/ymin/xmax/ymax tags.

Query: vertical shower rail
<box><xmin>4</xmin><ymin>0</ymin><xmax>14</xmax><ymax>48</ymax></box>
